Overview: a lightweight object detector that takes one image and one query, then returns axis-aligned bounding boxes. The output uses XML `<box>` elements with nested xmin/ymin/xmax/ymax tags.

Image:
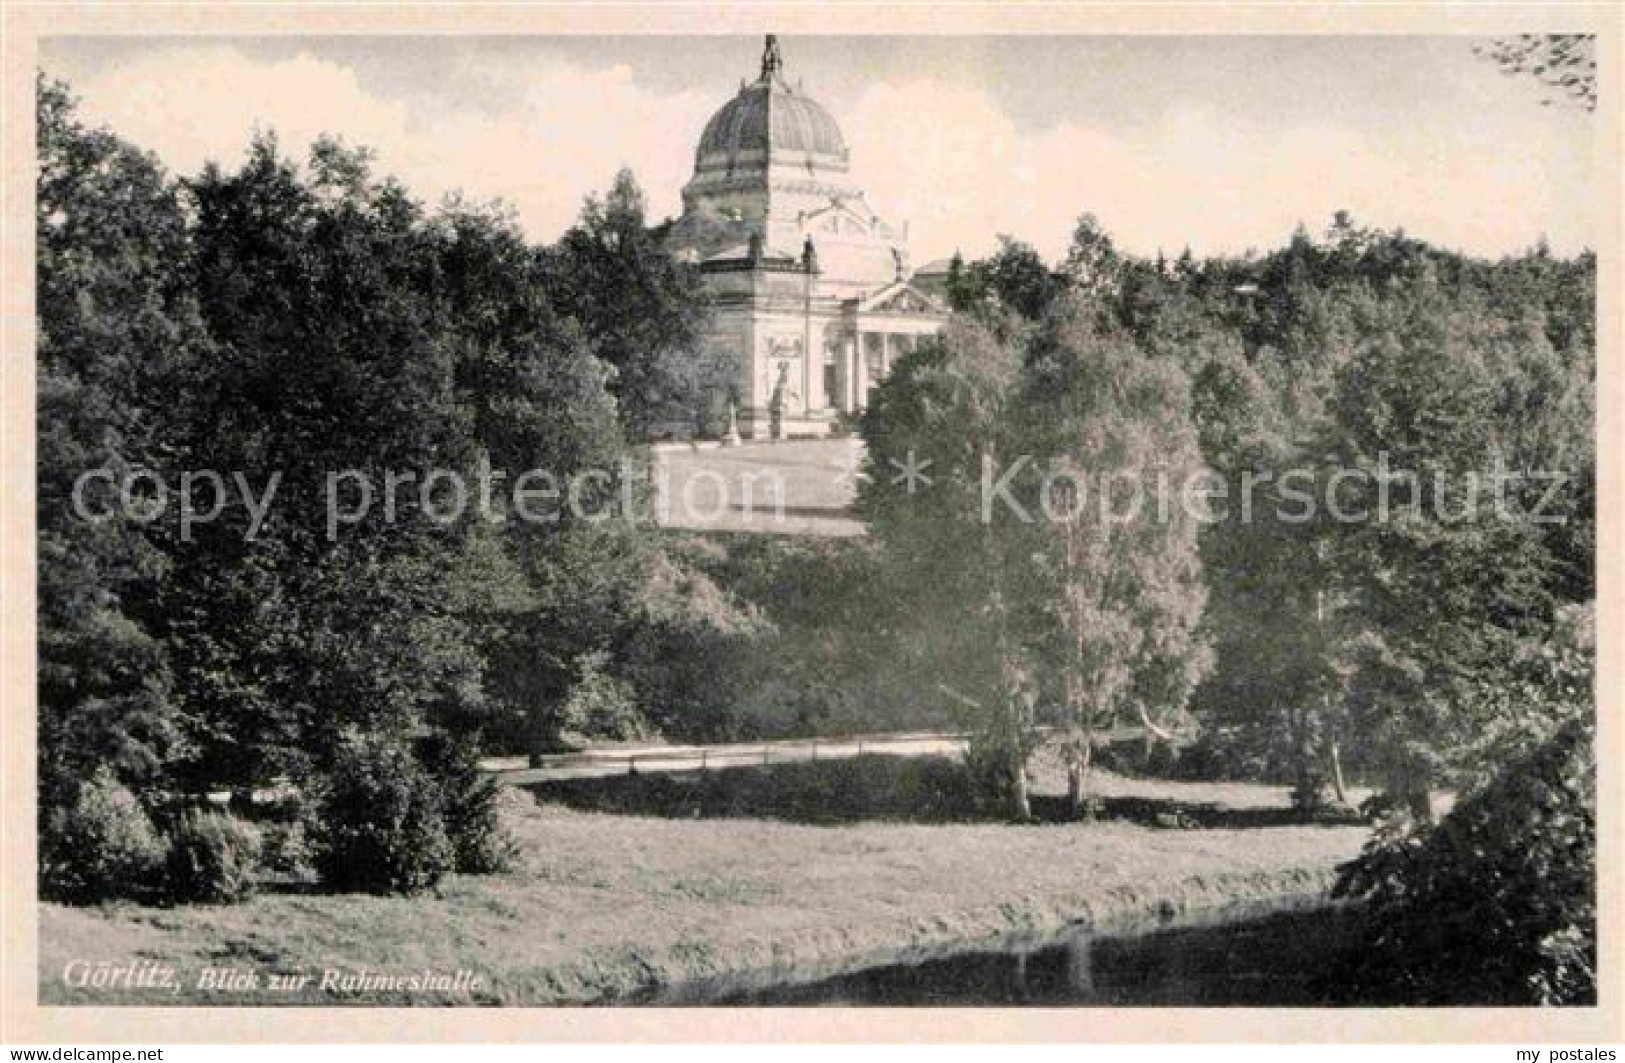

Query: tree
<box><xmin>169</xmin><ymin>134</ymin><xmax>646</xmax><ymax>790</ymax></box>
<box><xmin>1015</xmin><ymin>297</ymin><xmax>1211</xmax><ymax>811</ymax></box>
<box><xmin>861</xmin><ymin>294</ymin><xmax>1213</xmax><ymax>817</ymax></box>
<box><xmin>1059</xmin><ymin>213</ymin><xmax>1123</xmax><ymax>303</ymax></box>
<box><xmin>35</xmin><ymin>77</ymin><xmax>200</xmax><ymax>820</ymax></box>
<box><xmin>943</xmin><ymin>251</ymin><xmax>980</xmax><ymax>313</ymax></box>
<box><xmin>1182</xmin><ymin>340</ymin><xmax>1355</xmax><ymax>811</ymax></box>
<box><xmin>1326</xmin><ymin>273</ymin><xmax>1586</xmax><ymax>818</ymax></box>
<box><xmin>858</xmin><ymin>319</ymin><xmax>1042</xmax><ymax>818</ymax></box>
<box><xmin>38</xmin><ymin>85</ymin><xmax>611</xmax><ymax>894</ymax></box>
<box><xmin>957</xmin><ymin>236</ymin><xmax>1062</xmax><ymax>322</ymax></box>
<box><xmin>541</xmin><ymin>168</ymin><xmax>710</xmax><ymax>438</ymax></box>
<box><xmin>168</xmin><ymin>135</ymin><xmax>492</xmax><ymax>788</ymax></box>
<box><xmin>428</xmin><ymin>197</ymin><xmax>632</xmax><ymax>752</ymax></box>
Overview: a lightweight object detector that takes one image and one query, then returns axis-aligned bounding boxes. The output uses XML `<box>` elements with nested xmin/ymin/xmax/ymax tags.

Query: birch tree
<box><xmin>1017</xmin><ymin>297</ymin><xmax>1212</xmax><ymax>813</ymax></box>
<box><xmin>858</xmin><ymin>316</ymin><xmax>1042</xmax><ymax>818</ymax></box>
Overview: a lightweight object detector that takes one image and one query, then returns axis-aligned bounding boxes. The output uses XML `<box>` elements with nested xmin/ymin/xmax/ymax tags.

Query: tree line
<box><xmin>37</xmin><ymin>76</ymin><xmax>749</xmax><ymax>901</ymax></box>
<box><xmin>861</xmin><ymin>212</ymin><xmax>1595</xmax><ymax>1001</ymax></box>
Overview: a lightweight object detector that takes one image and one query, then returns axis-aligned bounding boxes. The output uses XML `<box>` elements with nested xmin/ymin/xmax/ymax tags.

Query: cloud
<box><xmin>60</xmin><ymin>45</ymin><xmax>715</xmax><ymax>239</ymax></box>
<box><xmin>66</xmin><ymin>47</ymin><xmax>416</xmax><ymax>181</ymax></box>
<box><xmin>54</xmin><ymin>46</ymin><xmax>1591</xmax><ymax>263</ymax></box>
<box><xmin>847</xmin><ymin>79</ymin><xmax>1592</xmax><ymax>263</ymax></box>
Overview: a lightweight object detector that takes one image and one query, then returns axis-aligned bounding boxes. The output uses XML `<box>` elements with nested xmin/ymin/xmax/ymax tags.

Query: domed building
<box><xmin>668</xmin><ymin>36</ymin><xmax>947</xmax><ymax>439</ymax></box>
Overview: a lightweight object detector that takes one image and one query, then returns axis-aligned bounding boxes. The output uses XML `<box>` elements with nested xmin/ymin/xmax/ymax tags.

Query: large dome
<box><xmin>697</xmin><ymin>81</ymin><xmax>847</xmax><ymax>159</ymax></box>
<box><xmin>694</xmin><ymin>37</ymin><xmax>848</xmax><ymax>164</ymax></box>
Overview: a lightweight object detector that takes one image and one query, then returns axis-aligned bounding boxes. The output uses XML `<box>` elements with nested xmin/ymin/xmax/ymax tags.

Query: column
<box><xmin>802</xmin><ymin>330</ymin><xmax>816</xmax><ymax>416</ymax></box>
<box><xmin>851</xmin><ymin>332</ymin><xmax>864</xmax><ymax>411</ymax></box>
<box><xmin>851</xmin><ymin>338</ymin><xmax>864</xmax><ymax>412</ymax></box>
<box><xmin>864</xmin><ymin>332</ymin><xmax>882</xmax><ymax>407</ymax></box>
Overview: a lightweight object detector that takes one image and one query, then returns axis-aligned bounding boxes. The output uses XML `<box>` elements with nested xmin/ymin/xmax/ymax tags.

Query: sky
<box><xmin>40</xmin><ymin>35</ymin><xmax>1598</xmax><ymax>264</ymax></box>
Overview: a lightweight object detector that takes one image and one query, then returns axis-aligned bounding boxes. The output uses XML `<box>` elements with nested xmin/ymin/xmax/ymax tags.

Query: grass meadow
<box><xmin>40</xmin><ymin>757</ymin><xmax>1367</xmax><ymax>1005</ymax></box>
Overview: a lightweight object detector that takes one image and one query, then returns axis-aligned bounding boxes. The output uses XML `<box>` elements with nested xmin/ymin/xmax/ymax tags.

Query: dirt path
<box><xmin>484</xmin><ymin>726</ymin><xmax>1148</xmax><ymax>783</ymax></box>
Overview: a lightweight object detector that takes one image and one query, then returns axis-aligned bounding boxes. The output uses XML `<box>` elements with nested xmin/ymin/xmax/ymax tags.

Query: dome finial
<box><xmin>760</xmin><ymin>34</ymin><xmax>782</xmax><ymax>80</ymax></box>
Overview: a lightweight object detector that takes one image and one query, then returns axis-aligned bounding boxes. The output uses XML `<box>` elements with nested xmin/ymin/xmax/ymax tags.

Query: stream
<box><xmin>623</xmin><ymin>895</ymin><xmax>1368</xmax><ymax>1006</ymax></box>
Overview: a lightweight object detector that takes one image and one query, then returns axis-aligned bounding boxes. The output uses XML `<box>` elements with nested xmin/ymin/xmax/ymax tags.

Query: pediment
<box><xmin>855</xmin><ymin>280</ymin><xmax>947</xmax><ymax>316</ymax></box>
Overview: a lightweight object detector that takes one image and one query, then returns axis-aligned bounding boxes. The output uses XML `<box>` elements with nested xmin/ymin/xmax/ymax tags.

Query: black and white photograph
<box><xmin>2</xmin><ymin>2</ymin><xmax>1618</xmax><ymax>1047</ymax></box>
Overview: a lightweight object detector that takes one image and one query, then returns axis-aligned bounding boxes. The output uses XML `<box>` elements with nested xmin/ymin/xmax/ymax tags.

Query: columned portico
<box><xmin>837</xmin><ymin>284</ymin><xmax>948</xmax><ymax>413</ymax></box>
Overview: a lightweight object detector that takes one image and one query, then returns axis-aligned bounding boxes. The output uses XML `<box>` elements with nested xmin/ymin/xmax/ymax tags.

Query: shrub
<box><xmin>1164</xmin><ymin>724</ymin><xmax>1292</xmax><ymax>784</ymax></box>
<box><xmin>40</xmin><ymin>767</ymin><xmax>167</xmax><ymax>903</ymax></box>
<box><xmin>559</xmin><ymin>650</ymin><xmax>651</xmax><ymax>742</ymax></box>
<box><xmin>310</xmin><ymin>731</ymin><xmax>455</xmax><ymax>895</ymax></box>
<box><xmin>416</xmin><ymin>730</ymin><xmax>518</xmax><ymax>874</ymax></box>
<box><xmin>162</xmin><ymin>808</ymin><xmax>261</xmax><ymax>904</ymax></box>
<box><xmin>259</xmin><ymin>817</ymin><xmax>317</xmax><ymax>881</ymax></box>
<box><xmin>619</xmin><ymin>549</ymin><xmax>768</xmax><ymax>743</ymax></box>
<box><xmin>962</xmin><ymin>729</ymin><xmax>1035</xmax><ymax>817</ymax></box>
<box><xmin>1330</xmin><ymin>716</ymin><xmax>1595</xmax><ymax>1004</ymax></box>
<box><xmin>1089</xmin><ymin>734</ymin><xmax>1185</xmax><ymax>780</ymax></box>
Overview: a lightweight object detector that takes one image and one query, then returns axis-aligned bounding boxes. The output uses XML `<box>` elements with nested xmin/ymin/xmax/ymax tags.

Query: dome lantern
<box><xmin>761</xmin><ymin>34</ymin><xmax>783</xmax><ymax>80</ymax></box>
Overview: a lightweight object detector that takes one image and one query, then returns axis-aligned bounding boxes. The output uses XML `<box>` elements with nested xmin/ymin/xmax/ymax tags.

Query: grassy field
<box><xmin>38</xmin><ymin>758</ymin><xmax>1369</xmax><ymax>1006</ymax></box>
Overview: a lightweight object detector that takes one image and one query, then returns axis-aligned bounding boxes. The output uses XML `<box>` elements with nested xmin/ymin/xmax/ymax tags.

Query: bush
<box><xmin>40</xmin><ymin>767</ymin><xmax>167</xmax><ymax>903</ymax></box>
<box><xmin>310</xmin><ymin>731</ymin><xmax>455</xmax><ymax>895</ymax></box>
<box><xmin>416</xmin><ymin>730</ymin><xmax>518</xmax><ymax>874</ymax></box>
<box><xmin>962</xmin><ymin>729</ymin><xmax>1034</xmax><ymax>817</ymax></box>
<box><xmin>1329</xmin><ymin>717</ymin><xmax>1595</xmax><ymax>1004</ymax></box>
<box><xmin>162</xmin><ymin>809</ymin><xmax>261</xmax><ymax>904</ymax></box>
<box><xmin>543</xmin><ymin>754</ymin><xmax>975</xmax><ymax>824</ymax></box>
<box><xmin>1089</xmin><ymin>734</ymin><xmax>1186</xmax><ymax>779</ymax></box>
<box><xmin>1163</xmin><ymin>724</ymin><xmax>1291</xmax><ymax>784</ymax></box>
<box><xmin>259</xmin><ymin>817</ymin><xmax>317</xmax><ymax>881</ymax></box>
<box><xmin>559</xmin><ymin>650</ymin><xmax>651</xmax><ymax>742</ymax></box>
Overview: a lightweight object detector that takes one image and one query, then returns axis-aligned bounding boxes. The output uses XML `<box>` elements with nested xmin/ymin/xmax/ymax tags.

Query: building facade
<box><xmin>666</xmin><ymin>36</ymin><xmax>949</xmax><ymax>439</ymax></box>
